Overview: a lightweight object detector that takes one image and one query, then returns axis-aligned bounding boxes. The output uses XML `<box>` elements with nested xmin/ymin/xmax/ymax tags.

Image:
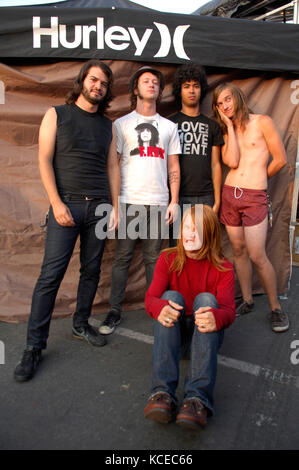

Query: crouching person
<box><xmin>144</xmin><ymin>205</ymin><xmax>235</xmax><ymax>430</ymax></box>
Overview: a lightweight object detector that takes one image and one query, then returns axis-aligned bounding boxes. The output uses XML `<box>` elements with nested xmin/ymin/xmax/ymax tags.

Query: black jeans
<box><xmin>26</xmin><ymin>197</ymin><xmax>108</xmax><ymax>349</ymax></box>
<box><xmin>109</xmin><ymin>203</ymin><xmax>165</xmax><ymax>313</ymax></box>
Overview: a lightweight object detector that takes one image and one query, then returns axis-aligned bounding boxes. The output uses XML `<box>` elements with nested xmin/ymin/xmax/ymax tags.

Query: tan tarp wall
<box><xmin>0</xmin><ymin>60</ymin><xmax>298</xmax><ymax>323</ymax></box>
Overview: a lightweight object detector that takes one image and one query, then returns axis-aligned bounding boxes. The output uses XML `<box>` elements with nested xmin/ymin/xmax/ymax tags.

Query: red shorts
<box><xmin>220</xmin><ymin>185</ymin><xmax>268</xmax><ymax>227</ymax></box>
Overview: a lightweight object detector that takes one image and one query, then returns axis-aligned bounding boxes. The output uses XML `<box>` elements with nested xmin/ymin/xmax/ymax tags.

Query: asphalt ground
<box><xmin>0</xmin><ymin>268</ymin><xmax>299</xmax><ymax>457</ymax></box>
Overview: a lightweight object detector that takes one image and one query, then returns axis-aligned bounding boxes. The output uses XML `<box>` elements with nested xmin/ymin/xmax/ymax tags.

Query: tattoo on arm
<box><xmin>168</xmin><ymin>171</ymin><xmax>179</xmax><ymax>184</ymax></box>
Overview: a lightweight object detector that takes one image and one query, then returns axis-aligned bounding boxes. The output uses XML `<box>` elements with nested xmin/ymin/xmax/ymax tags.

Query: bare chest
<box><xmin>236</xmin><ymin>118</ymin><xmax>269</xmax><ymax>166</ymax></box>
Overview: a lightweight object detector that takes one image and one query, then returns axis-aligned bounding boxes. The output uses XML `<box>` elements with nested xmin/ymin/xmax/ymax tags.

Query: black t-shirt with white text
<box><xmin>169</xmin><ymin>112</ymin><xmax>223</xmax><ymax>197</ymax></box>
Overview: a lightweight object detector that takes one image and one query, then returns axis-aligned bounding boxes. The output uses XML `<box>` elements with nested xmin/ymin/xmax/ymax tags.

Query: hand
<box><xmin>194</xmin><ymin>306</ymin><xmax>217</xmax><ymax>333</ymax></box>
<box><xmin>165</xmin><ymin>202</ymin><xmax>179</xmax><ymax>225</ymax></box>
<box><xmin>212</xmin><ymin>202</ymin><xmax>220</xmax><ymax>214</ymax></box>
<box><xmin>52</xmin><ymin>200</ymin><xmax>75</xmax><ymax>227</ymax></box>
<box><xmin>216</xmin><ymin>106</ymin><xmax>233</xmax><ymax>128</ymax></box>
<box><xmin>157</xmin><ymin>300</ymin><xmax>183</xmax><ymax>328</ymax></box>
<box><xmin>108</xmin><ymin>206</ymin><xmax>118</xmax><ymax>231</ymax></box>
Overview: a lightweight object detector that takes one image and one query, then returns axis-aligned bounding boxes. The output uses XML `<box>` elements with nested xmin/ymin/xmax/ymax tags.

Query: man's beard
<box><xmin>82</xmin><ymin>85</ymin><xmax>104</xmax><ymax>105</ymax></box>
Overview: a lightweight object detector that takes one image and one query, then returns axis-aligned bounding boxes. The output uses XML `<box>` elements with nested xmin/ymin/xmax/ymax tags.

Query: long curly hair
<box><xmin>172</xmin><ymin>63</ymin><xmax>208</xmax><ymax>107</ymax></box>
<box><xmin>65</xmin><ymin>60</ymin><xmax>114</xmax><ymax>115</ymax></box>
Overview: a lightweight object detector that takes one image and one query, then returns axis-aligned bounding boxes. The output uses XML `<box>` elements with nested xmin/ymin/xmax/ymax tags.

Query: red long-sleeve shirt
<box><xmin>145</xmin><ymin>251</ymin><xmax>236</xmax><ymax>331</ymax></box>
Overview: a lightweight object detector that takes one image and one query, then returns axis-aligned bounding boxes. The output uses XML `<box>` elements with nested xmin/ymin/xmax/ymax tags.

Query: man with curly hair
<box><xmin>169</xmin><ymin>63</ymin><xmax>223</xmax><ymax>247</ymax></box>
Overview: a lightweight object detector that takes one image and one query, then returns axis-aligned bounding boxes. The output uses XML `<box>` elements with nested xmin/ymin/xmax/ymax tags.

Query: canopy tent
<box><xmin>0</xmin><ymin>6</ymin><xmax>298</xmax><ymax>71</ymax></box>
<box><xmin>0</xmin><ymin>0</ymin><xmax>152</xmax><ymax>8</ymax></box>
<box><xmin>18</xmin><ymin>0</ymin><xmax>154</xmax><ymax>10</ymax></box>
<box><xmin>0</xmin><ymin>3</ymin><xmax>298</xmax><ymax>322</ymax></box>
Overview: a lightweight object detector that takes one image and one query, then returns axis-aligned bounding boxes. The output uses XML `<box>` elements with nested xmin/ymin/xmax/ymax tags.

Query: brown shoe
<box><xmin>176</xmin><ymin>398</ymin><xmax>207</xmax><ymax>430</ymax></box>
<box><xmin>144</xmin><ymin>392</ymin><xmax>175</xmax><ymax>424</ymax></box>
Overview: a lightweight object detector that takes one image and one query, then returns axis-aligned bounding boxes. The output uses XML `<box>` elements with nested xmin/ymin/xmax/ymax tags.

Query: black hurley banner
<box><xmin>0</xmin><ymin>7</ymin><xmax>298</xmax><ymax>72</ymax></box>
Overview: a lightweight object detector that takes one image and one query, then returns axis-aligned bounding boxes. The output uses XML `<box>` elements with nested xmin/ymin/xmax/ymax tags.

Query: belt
<box><xmin>62</xmin><ymin>194</ymin><xmax>100</xmax><ymax>201</ymax></box>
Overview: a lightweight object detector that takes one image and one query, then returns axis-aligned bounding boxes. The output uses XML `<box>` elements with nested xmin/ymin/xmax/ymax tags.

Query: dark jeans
<box><xmin>169</xmin><ymin>194</ymin><xmax>215</xmax><ymax>247</ymax></box>
<box><xmin>27</xmin><ymin>197</ymin><xmax>108</xmax><ymax>349</ymax></box>
<box><xmin>109</xmin><ymin>204</ymin><xmax>165</xmax><ymax>313</ymax></box>
<box><xmin>150</xmin><ymin>290</ymin><xmax>224</xmax><ymax>415</ymax></box>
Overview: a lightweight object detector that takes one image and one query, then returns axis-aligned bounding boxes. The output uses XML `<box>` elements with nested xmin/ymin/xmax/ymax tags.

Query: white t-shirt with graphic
<box><xmin>115</xmin><ymin>111</ymin><xmax>181</xmax><ymax>206</ymax></box>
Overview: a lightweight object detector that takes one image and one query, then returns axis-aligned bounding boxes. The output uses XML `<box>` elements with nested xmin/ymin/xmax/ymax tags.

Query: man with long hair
<box><xmin>170</xmin><ymin>63</ymin><xmax>223</xmax><ymax>214</ymax></box>
<box><xmin>129</xmin><ymin>122</ymin><xmax>159</xmax><ymax>156</ymax></box>
<box><xmin>144</xmin><ymin>205</ymin><xmax>235</xmax><ymax>430</ymax></box>
<box><xmin>212</xmin><ymin>83</ymin><xmax>288</xmax><ymax>332</ymax></box>
<box><xmin>14</xmin><ymin>60</ymin><xmax>120</xmax><ymax>382</ymax></box>
<box><xmin>99</xmin><ymin>66</ymin><xmax>181</xmax><ymax>335</ymax></box>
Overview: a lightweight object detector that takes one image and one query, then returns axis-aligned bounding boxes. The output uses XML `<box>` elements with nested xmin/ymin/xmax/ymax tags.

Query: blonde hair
<box><xmin>212</xmin><ymin>83</ymin><xmax>250</xmax><ymax>134</ymax></box>
<box><xmin>164</xmin><ymin>205</ymin><xmax>227</xmax><ymax>275</ymax></box>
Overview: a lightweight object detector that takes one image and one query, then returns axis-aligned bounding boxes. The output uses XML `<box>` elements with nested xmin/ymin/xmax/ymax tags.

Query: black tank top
<box><xmin>53</xmin><ymin>104</ymin><xmax>112</xmax><ymax>199</ymax></box>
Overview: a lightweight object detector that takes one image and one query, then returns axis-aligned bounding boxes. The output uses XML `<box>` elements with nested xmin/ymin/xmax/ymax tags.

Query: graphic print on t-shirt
<box><xmin>129</xmin><ymin>120</ymin><xmax>165</xmax><ymax>159</ymax></box>
<box><xmin>169</xmin><ymin>112</ymin><xmax>223</xmax><ymax>197</ymax></box>
<box><xmin>178</xmin><ymin>120</ymin><xmax>209</xmax><ymax>156</ymax></box>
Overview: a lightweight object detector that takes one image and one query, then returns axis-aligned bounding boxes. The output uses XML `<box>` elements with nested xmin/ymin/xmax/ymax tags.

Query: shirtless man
<box><xmin>212</xmin><ymin>83</ymin><xmax>289</xmax><ymax>332</ymax></box>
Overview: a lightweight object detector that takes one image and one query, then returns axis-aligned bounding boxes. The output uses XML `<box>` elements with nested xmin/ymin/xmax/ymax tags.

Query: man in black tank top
<box><xmin>14</xmin><ymin>60</ymin><xmax>120</xmax><ymax>382</ymax></box>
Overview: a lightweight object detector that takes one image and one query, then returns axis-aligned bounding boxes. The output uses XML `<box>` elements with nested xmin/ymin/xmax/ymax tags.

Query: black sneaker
<box><xmin>99</xmin><ymin>310</ymin><xmax>121</xmax><ymax>335</ymax></box>
<box><xmin>14</xmin><ymin>346</ymin><xmax>42</xmax><ymax>382</ymax></box>
<box><xmin>236</xmin><ymin>299</ymin><xmax>255</xmax><ymax>316</ymax></box>
<box><xmin>271</xmin><ymin>309</ymin><xmax>289</xmax><ymax>333</ymax></box>
<box><xmin>72</xmin><ymin>324</ymin><xmax>107</xmax><ymax>346</ymax></box>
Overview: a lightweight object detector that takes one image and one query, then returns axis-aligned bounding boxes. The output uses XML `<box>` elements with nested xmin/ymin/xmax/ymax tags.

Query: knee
<box><xmin>142</xmin><ymin>243</ymin><xmax>162</xmax><ymax>265</ymax></box>
<box><xmin>248</xmin><ymin>251</ymin><xmax>267</xmax><ymax>267</ymax></box>
<box><xmin>38</xmin><ymin>264</ymin><xmax>65</xmax><ymax>287</ymax></box>
<box><xmin>113</xmin><ymin>249</ymin><xmax>134</xmax><ymax>268</ymax></box>
<box><xmin>161</xmin><ymin>290</ymin><xmax>185</xmax><ymax>310</ymax></box>
<box><xmin>232</xmin><ymin>241</ymin><xmax>247</xmax><ymax>258</ymax></box>
<box><xmin>193</xmin><ymin>292</ymin><xmax>218</xmax><ymax>311</ymax></box>
<box><xmin>143</xmin><ymin>252</ymin><xmax>159</xmax><ymax>266</ymax></box>
<box><xmin>80</xmin><ymin>265</ymin><xmax>101</xmax><ymax>281</ymax></box>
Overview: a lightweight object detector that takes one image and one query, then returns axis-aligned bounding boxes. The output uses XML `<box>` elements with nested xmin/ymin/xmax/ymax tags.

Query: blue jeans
<box><xmin>109</xmin><ymin>204</ymin><xmax>164</xmax><ymax>312</ymax></box>
<box><xmin>151</xmin><ymin>290</ymin><xmax>224</xmax><ymax>415</ymax></box>
<box><xmin>26</xmin><ymin>197</ymin><xmax>108</xmax><ymax>349</ymax></box>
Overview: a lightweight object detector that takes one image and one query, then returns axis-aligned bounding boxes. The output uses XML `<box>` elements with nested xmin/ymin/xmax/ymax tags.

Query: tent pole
<box><xmin>294</xmin><ymin>0</ymin><xmax>299</xmax><ymax>23</ymax></box>
<box><xmin>288</xmin><ymin>132</ymin><xmax>299</xmax><ymax>296</ymax></box>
